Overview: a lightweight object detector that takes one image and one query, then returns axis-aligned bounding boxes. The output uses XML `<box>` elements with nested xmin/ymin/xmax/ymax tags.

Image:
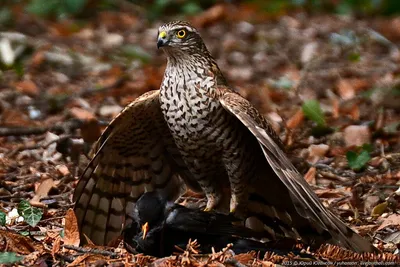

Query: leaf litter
<box><xmin>0</xmin><ymin>2</ymin><xmax>400</xmax><ymax>266</ymax></box>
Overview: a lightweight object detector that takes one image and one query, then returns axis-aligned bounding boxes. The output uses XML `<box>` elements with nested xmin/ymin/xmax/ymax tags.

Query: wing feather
<box><xmin>219</xmin><ymin>91</ymin><xmax>376</xmax><ymax>253</ymax></box>
<box><xmin>73</xmin><ymin>90</ymin><xmax>191</xmax><ymax>245</ymax></box>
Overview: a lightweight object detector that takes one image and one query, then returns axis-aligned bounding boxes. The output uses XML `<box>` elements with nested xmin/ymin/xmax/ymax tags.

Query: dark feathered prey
<box><xmin>73</xmin><ymin>21</ymin><xmax>376</xmax><ymax>253</ymax></box>
<box><xmin>123</xmin><ymin>192</ymin><xmax>299</xmax><ymax>257</ymax></box>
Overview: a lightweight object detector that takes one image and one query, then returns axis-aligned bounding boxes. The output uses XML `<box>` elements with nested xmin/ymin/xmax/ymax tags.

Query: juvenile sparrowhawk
<box><xmin>73</xmin><ymin>21</ymin><xmax>376</xmax><ymax>253</ymax></box>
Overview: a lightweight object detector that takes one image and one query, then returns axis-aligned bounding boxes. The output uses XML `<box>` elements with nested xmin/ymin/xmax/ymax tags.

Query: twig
<box><xmin>62</xmin><ymin>244</ymin><xmax>118</xmax><ymax>257</ymax></box>
<box><xmin>0</xmin><ymin>119</ymin><xmax>83</xmax><ymax>137</ymax></box>
<box><xmin>78</xmin><ymin>76</ymin><xmax>127</xmax><ymax>97</ymax></box>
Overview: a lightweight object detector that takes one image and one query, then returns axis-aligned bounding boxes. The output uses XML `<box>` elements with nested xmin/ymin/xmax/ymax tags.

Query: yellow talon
<box><xmin>204</xmin><ymin>207</ymin><xmax>212</xmax><ymax>212</ymax></box>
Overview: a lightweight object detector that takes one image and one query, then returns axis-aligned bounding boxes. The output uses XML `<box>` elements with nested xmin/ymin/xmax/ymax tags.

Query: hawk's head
<box><xmin>157</xmin><ymin>21</ymin><xmax>207</xmax><ymax>56</ymax></box>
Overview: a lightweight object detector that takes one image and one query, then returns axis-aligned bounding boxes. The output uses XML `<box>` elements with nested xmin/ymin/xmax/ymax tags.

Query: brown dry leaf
<box><xmin>49</xmin><ymin>21</ymin><xmax>80</xmax><ymax>37</ymax></box>
<box><xmin>1</xmin><ymin>109</ymin><xmax>36</xmax><ymax>127</ymax></box>
<box><xmin>69</xmin><ymin>107</ymin><xmax>96</xmax><ymax>121</ymax></box>
<box><xmin>234</xmin><ymin>253</ymin><xmax>254</xmax><ymax>265</ymax></box>
<box><xmin>56</xmin><ymin>164</ymin><xmax>70</xmax><ymax>176</ymax></box>
<box><xmin>31</xmin><ymin>50</ymin><xmax>46</xmax><ymax>67</ymax></box>
<box><xmin>67</xmin><ymin>254</ymin><xmax>90</xmax><ymax>267</ymax></box>
<box><xmin>31</xmin><ymin>177</ymin><xmax>55</xmax><ymax>206</ymax></box>
<box><xmin>349</xmin><ymin>104</ymin><xmax>360</xmax><ymax>120</ymax></box>
<box><xmin>0</xmin><ymin>229</ymin><xmax>42</xmax><ymax>254</ymax></box>
<box><xmin>337</xmin><ymin>79</ymin><xmax>355</xmax><ymax>100</ymax></box>
<box><xmin>261</xmin><ymin>261</ymin><xmax>276</xmax><ymax>267</ymax></box>
<box><xmin>83</xmin><ymin>233</ymin><xmax>95</xmax><ymax>246</ymax></box>
<box><xmin>192</xmin><ymin>4</ymin><xmax>227</xmax><ymax>28</ymax></box>
<box><xmin>304</xmin><ymin>167</ymin><xmax>317</xmax><ymax>185</ymax></box>
<box><xmin>14</xmin><ymin>80</ymin><xmax>40</xmax><ymax>96</ymax></box>
<box><xmin>80</xmin><ymin>119</ymin><xmax>102</xmax><ymax>143</ymax></box>
<box><xmin>314</xmin><ymin>188</ymin><xmax>346</xmax><ymax>199</ymax></box>
<box><xmin>286</xmin><ymin>108</ymin><xmax>304</xmax><ymax>129</ymax></box>
<box><xmin>149</xmin><ymin>257</ymin><xmax>175</xmax><ymax>267</ymax></box>
<box><xmin>331</xmin><ymin>98</ymin><xmax>340</xmax><ymax>119</ymax></box>
<box><xmin>64</xmin><ymin>209</ymin><xmax>80</xmax><ymax>246</ymax></box>
<box><xmin>307</xmin><ymin>144</ymin><xmax>330</xmax><ymax>164</ymax></box>
<box><xmin>377</xmin><ymin>214</ymin><xmax>400</xmax><ymax>231</ymax></box>
<box><xmin>52</xmin><ymin>235</ymin><xmax>61</xmax><ymax>260</ymax></box>
<box><xmin>343</xmin><ymin>125</ymin><xmax>371</xmax><ymax>147</ymax></box>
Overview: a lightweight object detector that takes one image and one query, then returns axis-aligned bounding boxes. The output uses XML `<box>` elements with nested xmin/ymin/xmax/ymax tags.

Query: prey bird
<box><xmin>123</xmin><ymin>192</ymin><xmax>300</xmax><ymax>257</ymax></box>
<box><xmin>73</xmin><ymin>21</ymin><xmax>376</xmax><ymax>252</ymax></box>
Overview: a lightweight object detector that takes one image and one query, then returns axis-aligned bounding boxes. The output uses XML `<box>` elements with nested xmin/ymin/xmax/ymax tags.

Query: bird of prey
<box><xmin>73</xmin><ymin>21</ymin><xmax>376</xmax><ymax>252</ymax></box>
<box><xmin>123</xmin><ymin>191</ymin><xmax>300</xmax><ymax>257</ymax></box>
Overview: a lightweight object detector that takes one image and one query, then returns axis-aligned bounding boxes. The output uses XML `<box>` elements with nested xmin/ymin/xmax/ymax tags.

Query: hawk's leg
<box><xmin>196</xmin><ymin>173</ymin><xmax>222</xmax><ymax>211</ymax></box>
<box><xmin>222</xmin><ymin>145</ymin><xmax>256</xmax><ymax>217</ymax></box>
<box><xmin>182</xmin><ymin>156</ymin><xmax>225</xmax><ymax>212</ymax></box>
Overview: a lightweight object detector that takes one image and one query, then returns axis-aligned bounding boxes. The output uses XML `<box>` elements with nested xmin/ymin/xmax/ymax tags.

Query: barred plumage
<box><xmin>73</xmin><ymin>21</ymin><xmax>376</xmax><ymax>253</ymax></box>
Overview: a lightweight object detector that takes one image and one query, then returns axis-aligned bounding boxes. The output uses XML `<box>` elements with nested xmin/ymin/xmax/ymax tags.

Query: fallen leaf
<box><xmin>337</xmin><ymin>79</ymin><xmax>355</xmax><ymax>100</ymax></box>
<box><xmin>80</xmin><ymin>119</ymin><xmax>102</xmax><ymax>143</ymax></box>
<box><xmin>69</xmin><ymin>107</ymin><xmax>96</xmax><ymax>121</ymax></box>
<box><xmin>364</xmin><ymin>195</ymin><xmax>380</xmax><ymax>215</ymax></box>
<box><xmin>343</xmin><ymin>125</ymin><xmax>371</xmax><ymax>147</ymax></box>
<box><xmin>371</xmin><ymin>202</ymin><xmax>388</xmax><ymax>217</ymax></box>
<box><xmin>64</xmin><ymin>209</ymin><xmax>80</xmax><ymax>247</ymax></box>
<box><xmin>67</xmin><ymin>254</ymin><xmax>90</xmax><ymax>267</ymax></box>
<box><xmin>52</xmin><ymin>236</ymin><xmax>61</xmax><ymax>260</ymax></box>
<box><xmin>192</xmin><ymin>4</ymin><xmax>227</xmax><ymax>28</ymax></box>
<box><xmin>1</xmin><ymin>109</ymin><xmax>36</xmax><ymax>127</ymax></box>
<box><xmin>14</xmin><ymin>80</ymin><xmax>39</xmax><ymax>96</ymax></box>
<box><xmin>331</xmin><ymin>98</ymin><xmax>340</xmax><ymax>119</ymax></box>
<box><xmin>301</xmin><ymin>42</ymin><xmax>318</xmax><ymax>64</ymax></box>
<box><xmin>261</xmin><ymin>261</ymin><xmax>276</xmax><ymax>267</ymax></box>
<box><xmin>286</xmin><ymin>108</ymin><xmax>304</xmax><ymax>129</ymax></box>
<box><xmin>315</xmin><ymin>189</ymin><xmax>347</xmax><ymax>199</ymax></box>
<box><xmin>304</xmin><ymin>167</ymin><xmax>317</xmax><ymax>185</ymax></box>
<box><xmin>31</xmin><ymin>178</ymin><xmax>55</xmax><ymax>205</ymax></box>
<box><xmin>378</xmin><ymin>214</ymin><xmax>400</xmax><ymax>231</ymax></box>
<box><xmin>56</xmin><ymin>165</ymin><xmax>70</xmax><ymax>176</ymax></box>
<box><xmin>348</xmin><ymin>104</ymin><xmax>360</xmax><ymax>120</ymax></box>
<box><xmin>307</xmin><ymin>144</ymin><xmax>330</xmax><ymax>164</ymax></box>
<box><xmin>0</xmin><ymin>229</ymin><xmax>42</xmax><ymax>254</ymax></box>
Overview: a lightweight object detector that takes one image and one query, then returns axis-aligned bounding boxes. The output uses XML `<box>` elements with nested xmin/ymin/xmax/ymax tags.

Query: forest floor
<box><xmin>1</xmin><ymin>3</ymin><xmax>400</xmax><ymax>266</ymax></box>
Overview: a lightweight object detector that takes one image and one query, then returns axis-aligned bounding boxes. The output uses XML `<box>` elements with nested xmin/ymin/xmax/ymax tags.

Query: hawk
<box><xmin>73</xmin><ymin>21</ymin><xmax>375</xmax><ymax>252</ymax></box>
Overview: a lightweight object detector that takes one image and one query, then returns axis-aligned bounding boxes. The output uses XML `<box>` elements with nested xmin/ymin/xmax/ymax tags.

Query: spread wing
<box><xmin>219</xmin><ymin>90</ymin><xmax>376</xmax><ymax>253</ymax></box>
<box><xmin>73</xmin><ymin>90</ymin><xmax>194</xmax><ymax>245</ymax></box>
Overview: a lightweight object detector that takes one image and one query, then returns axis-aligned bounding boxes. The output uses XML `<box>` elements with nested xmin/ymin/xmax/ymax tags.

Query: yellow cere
<box><xmin>159</xmin><ymin>31</ymin><xmax>167</xmax><ymax>39</ymax></box>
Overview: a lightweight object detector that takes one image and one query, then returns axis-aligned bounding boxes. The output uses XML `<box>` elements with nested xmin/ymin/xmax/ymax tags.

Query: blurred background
<box><xmin>0</xmin><ymin>1</ymin><xmax>400</xmax><ymax>264</ymax></box>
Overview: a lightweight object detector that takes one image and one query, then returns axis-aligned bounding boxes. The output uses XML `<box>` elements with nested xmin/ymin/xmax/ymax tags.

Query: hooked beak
<box><xmin>157</xmin><ymin>31</ymin><xmax>168</xmax><ymax>49</ymax></box>
<box><xmin>141</xmin><ymin>222</ymin><xmax>149</xmax><ymax>239</ymax></box>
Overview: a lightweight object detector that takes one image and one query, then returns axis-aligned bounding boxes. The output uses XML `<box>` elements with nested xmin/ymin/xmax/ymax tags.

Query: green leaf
<box><xmin>271</xmin><ymin>76</ymin><xmax>294</xmax><ymax>90</ymax></box>
<box><xmin>26</xmin><ymin>0</ymin><xmax>59</xmax><ymax>16</ymax></box>
<box><xmin>371</xmin><ymin>201</ymin><xmax>388</xmax><ymax>217</ymax></box>
<box><xmin>383</xmin><ymin>121</ymin><xmax>400</xmax><ymax>134</ymax></box>
<box><xmin>0</xmin><ymin>252</ymin><xmax>23</xmax><ymax>264</ymax></box>
<box><xmin>0</xmin><ymin>211</ymin><xmax>5</xmax><ymax>226</ymax></box>
<box><xmin>64</xmin><ymin>0</ymin><xmax>87</xmax><ymax>14</ymax></box>
<box><xmin>17</xmin><ymin>200</ymin><xmax>43</xmax><ymax>227</ymax></box>
<box><xmin>346</xmin><ymin>149</ymin><xmax>371</xmax><ymax>171</ymax></box>
<box><xmin>182</xmin><ymin>2</ymin><xmax>202</xmax><ymax>15</ymax></box>
<box><xmin>348</xmin><ymin>51</ymin><xmax>361</xmax><ymax>62</ymax></box>
<box><xmin>302</xmin><ymin>99</ymin><xmax>326</xmax><ymax>127</ymax></box>
<box><xmin>19</xmin><ymin>231</ymin><xmax>30</xmax><ymax>236</ymax></box>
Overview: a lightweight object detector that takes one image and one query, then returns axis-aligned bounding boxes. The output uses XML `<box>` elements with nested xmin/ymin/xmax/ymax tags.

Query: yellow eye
<box><xmin>176</xmin><ymin>29</ymin><xmax>186</xmax><ymax>39</ymax></box>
